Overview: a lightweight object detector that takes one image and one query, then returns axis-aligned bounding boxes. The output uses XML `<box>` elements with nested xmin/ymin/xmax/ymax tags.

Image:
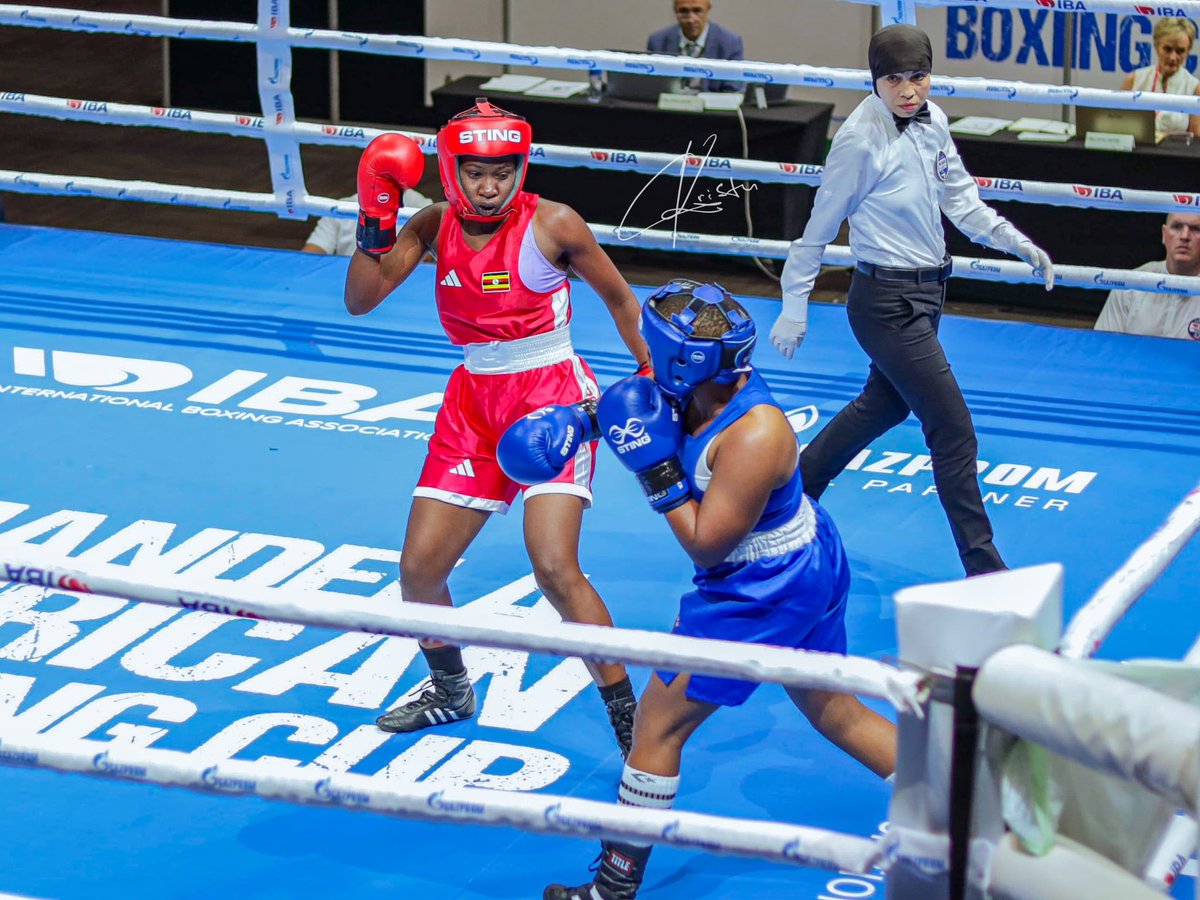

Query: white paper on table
<box><xmin>523</xmin><ymin>80</ymin><xmax>590</xmax><ymax>98</ymax></box>
<box><xmin>1017</xmin><ymin>130</ymin><xmax>1074</xmax><ymax>142</ymax></box>
<box><xmin>479</xmin><ymin>74</ymin><xmax>546</xmax><ymax>93</ymax></box>
<box><xmin>949</xmin><ymin>116</ymin><xmax>1012</xmax><ymax>136</ymax></box>
<box><xmin>1007</xmin><ymin>117</ymin><xmax>1073</xmax><ymax>135</ymax></box>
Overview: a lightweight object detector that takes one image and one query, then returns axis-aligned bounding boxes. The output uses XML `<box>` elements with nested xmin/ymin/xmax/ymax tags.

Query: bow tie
<box><xmin>894</xmin><ymin>103</ymin><xmax>931</xmax><ymax>134</ymax></box>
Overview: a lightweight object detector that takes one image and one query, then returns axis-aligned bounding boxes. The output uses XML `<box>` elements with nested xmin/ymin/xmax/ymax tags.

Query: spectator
<box><xmin>1120</xmin><ymin>17</ymin><xmax>1200</xmax><ymax>138</ymax></box>
<box><xmin>646</xmin><ymin>0</ymin><xmax>744</xmax><ymax>92</ymax></box>
<box><xmin>302</xmin><ymin>188</ymin><xmax>431</xmax><ymax>255</ymax></box>
<box><xmin>1095</xmin><ymin>212</ymin><xmax>1200</xmax><ymax>340</ymax></box>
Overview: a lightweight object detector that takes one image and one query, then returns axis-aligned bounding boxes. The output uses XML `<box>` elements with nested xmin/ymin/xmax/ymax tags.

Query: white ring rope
<box><xmin>1059</xmin><ymin>481</ymin><xmax>1200</xmax><ymax>659</ymax></box>
<box><xmin>974</xmin><ymin>644</ymin><xmax>1200</xmax><ymax>813</ymax></box>
<box><xmin>3</xmin><ymin>5</ymin><xmax>1199</xmax><ymax>115</ymax></box>
<box><xmin>0</xmin><ymin>730</ymin><xmax>883</xmax><ymax>874</ymax></box>
<box><xmin>3</xmin><ymin>167</ymin><xmax>1197</xmax><ymax>298</ymax></box>
<box><xmin>0</xmin><ymin>545</ymin><xmax>926</xmax><ymax>713</ymax></box>
<box><xmin>3</xmin><ymin>90</ymin><xmax>1198</xmax><ymax>218</ymax></box>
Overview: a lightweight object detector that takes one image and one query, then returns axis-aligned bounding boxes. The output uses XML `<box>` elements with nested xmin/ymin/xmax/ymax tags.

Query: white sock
<box><xmin>617</xmin><ymin>764</ymin><xmax>679</xmax><ymax>847</ymax></box>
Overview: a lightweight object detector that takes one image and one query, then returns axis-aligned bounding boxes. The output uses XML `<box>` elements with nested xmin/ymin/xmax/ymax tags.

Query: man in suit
<box><xmin>647</xmin><ymin>0</ymin><xmax>744</xmax><ymax>92</ymax></box>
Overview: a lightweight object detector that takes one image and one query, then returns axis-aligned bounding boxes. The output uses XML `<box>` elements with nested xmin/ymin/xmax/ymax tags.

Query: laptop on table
<box><xmin>605</xmin><ymin>70</ymin><xmax>685</xmax><ymax>102</ymax></box>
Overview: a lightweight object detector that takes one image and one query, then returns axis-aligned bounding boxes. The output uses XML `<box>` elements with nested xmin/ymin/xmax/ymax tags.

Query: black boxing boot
<box><xmin>599</xmin><ymin>678</ymin><xmax>637</xmax><ymax>760</ymax></box>
<box><xmin>543</xmin><ymin>842</ymin><xmax>651</xmax><ymax>900</ymax></box>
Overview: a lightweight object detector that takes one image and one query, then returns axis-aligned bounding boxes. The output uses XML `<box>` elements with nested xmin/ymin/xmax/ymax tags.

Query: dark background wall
<box><xmin>167</xmin><ymin>1</ymin><xmax>426</xmax><ymax>125</ymax></box>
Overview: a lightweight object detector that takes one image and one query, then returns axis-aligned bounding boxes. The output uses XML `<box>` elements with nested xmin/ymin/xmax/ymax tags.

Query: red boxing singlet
<box><xmin>434</xmin><ymin>192</ymin><xmax>571</xmax><ymax>345</ymax></box>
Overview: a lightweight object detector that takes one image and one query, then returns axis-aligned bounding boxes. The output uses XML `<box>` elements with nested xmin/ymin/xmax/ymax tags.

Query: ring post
<box><xmin>885</xmin><ymin>563</ymin><xmax>1064</xmax><ymax>899</ymax></box>
<box><xmin>255</xmin><ymin>0</ymin><xmax>308</xmax><ymax>219</ymax></box>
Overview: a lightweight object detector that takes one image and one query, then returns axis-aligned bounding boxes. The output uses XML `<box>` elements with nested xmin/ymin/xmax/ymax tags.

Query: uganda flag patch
<box><xmin>481</xmin><ymin>271</ymin><xmax>511</xmax><ymax>293</ymax></box>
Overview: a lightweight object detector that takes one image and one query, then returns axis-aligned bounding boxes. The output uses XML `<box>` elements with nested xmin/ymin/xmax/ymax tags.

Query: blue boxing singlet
<box><xmin>661</xmin><ymin>368</ymin><xmax>852</xmax><ymax>707</ymax></box>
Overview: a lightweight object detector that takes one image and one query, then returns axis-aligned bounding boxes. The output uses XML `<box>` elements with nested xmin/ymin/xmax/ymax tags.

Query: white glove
<box><xmin>1015</xmin><ymin>239</ymin><xmax>1055</xmax><ymax>291</ymax></box>
<box><xmin>770</xmin><ymin>314</ymin><xmax>808</xmax><ymax>360</ymax></box>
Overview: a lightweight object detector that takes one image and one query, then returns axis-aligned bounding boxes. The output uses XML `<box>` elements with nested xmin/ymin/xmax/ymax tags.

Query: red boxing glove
<box><xmin>356</xmin><ymin>133</ymin><xmax>424</xmax><ymax>256</ymax></box>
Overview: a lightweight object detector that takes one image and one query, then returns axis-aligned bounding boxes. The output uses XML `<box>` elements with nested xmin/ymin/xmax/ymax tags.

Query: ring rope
<box><xmin>1059</xmin><ymin>480</ymin><xmax>1200</xmax><ymax>659</ymax></box>
<box><xmin>3</xmin><ymin>90</ymin><xmax>1197</xmax><ymax>218</ymax></box>
<box><xmin>3</xmin><ymin>5</ymin><xmax>1199</xmax><ymax>115</ymax></box>
<box><xmin>0</xmin><ymin>729</ymin><xmax>883</xmax><ymax>874</ymax></box>
<box><xmin>0</xmin><ymin>544</ymin><xmax>926</xmax><ymax>713</ymax></box>
<box><xmin>974</xmin><ymin>644</ymin><xmax>1200</xmax><ymax>813</ymax></box>
<box><xmin>2</xmin><ymin>166</ymin><xmax>1197</xmax><ymax>297</ymax></box>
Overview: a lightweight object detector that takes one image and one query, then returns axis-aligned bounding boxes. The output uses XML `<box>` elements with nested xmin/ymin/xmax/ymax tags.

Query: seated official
<box><xmin>1120</xmin><ymin>17</ymin><xmax>1200</xmax><ymax>138</ymax></box>
<box><xmin>303</xmin><ymin>189</ymin><xmax>431</xmax><ymax>255</ymax></box>
<box><xmin>647</xmin><ymin>0</ymin><xmax>744</xmax><ymax>92</ymax></box>
<box><xmin>1095</xmin><ymin>212</ymin><xmax>1200</xmax><ymax>340</ymax></box>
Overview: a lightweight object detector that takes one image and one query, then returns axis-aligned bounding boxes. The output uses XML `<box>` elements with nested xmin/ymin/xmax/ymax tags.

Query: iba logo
<box><xmin>13</xmin><ymin>347</ymin><xmax>191</xmax><ymax>392</ymax></box>
<box><xmin>5</xmin><ymin>346</ymin><xmax>444</xmax><ymax>438</ymax></box>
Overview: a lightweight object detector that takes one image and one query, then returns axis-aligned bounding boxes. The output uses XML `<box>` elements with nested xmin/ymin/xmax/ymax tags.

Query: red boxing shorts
<box><xmin>414</xmin><ymin>356</ymin><xmax>600</xmax><ymax>513</ymax></box>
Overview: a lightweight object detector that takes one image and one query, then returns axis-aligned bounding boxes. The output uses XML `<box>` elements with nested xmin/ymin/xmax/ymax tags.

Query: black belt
<box><xmin>855</xmin><ymin>258</ymin><xmax>953</xmax><ymax>284</ymax></box>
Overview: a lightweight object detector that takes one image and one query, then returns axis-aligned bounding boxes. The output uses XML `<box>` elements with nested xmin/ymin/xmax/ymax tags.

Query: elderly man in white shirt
<box><xmin>770</xmin><ymin>24</ymin><xmax>1053</xmax><ymax>577</ymax></box>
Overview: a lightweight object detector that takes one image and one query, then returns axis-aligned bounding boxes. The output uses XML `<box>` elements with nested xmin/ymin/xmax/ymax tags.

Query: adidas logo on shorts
<box><xmin>439</xmin><ymin>269</ymin><xmax>462</xmax><ymax>288</ymax></box>
<box><xmin>449</xmin><ymin>459</ymin><xmax>475</xmax><ymax>477</ymax></box>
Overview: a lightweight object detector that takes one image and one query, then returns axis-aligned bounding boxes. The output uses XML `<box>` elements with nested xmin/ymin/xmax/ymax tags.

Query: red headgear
<box><xmin>437</xmin><ymin>98</ymin><xmax>532</xmax><ymax>222</ymax></box>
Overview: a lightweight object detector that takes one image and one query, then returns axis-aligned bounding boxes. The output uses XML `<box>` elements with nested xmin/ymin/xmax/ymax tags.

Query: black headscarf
<box><xmin>868</xmin><ymin>25</ymin><xmax>933</xmax><ymax>90</ymax></box>
<box><xmin>868</xmin><ymin>24</ymin><xmax>933</xmax><ymax>132</ymax></box>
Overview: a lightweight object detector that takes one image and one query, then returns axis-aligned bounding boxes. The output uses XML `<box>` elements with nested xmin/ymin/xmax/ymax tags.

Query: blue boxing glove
<box><xmin>597</xmin><ymin>376</ymin><xmax>689</xmax><ymax>513</ymax></box>
<box><xmin>498</xmin><ymin>399</ymin><xmax>600</xmax><ymax>485</ymax></box>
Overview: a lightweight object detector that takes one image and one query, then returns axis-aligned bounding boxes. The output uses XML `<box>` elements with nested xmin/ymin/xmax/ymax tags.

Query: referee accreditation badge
<box><xmin>935</xmin><ymin>150</ymin><xmax>949</xmax><ymax>182</ymax></box>
<box><xmin>482</xmin><ymin>271</ymin><xmax>511</xmax><ymax>292</ymax></box>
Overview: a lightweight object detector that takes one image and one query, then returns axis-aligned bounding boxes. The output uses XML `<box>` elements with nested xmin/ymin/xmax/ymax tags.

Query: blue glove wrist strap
<box><xmin>574</xmin><ymin>398</ymin><xmax>601</xmax><ymax>443</ymax></box>
<box><xmin>636</xmin><ymin>457</ymin><xmax>689</xmax><ymax>513</ymax></box>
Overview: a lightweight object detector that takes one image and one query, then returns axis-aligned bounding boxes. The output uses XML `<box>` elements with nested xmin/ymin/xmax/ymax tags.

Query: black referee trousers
<box><xmin>800</xmin><ymin>270</ymin><xmax>1005</xmax><ymax>576</ymax></box>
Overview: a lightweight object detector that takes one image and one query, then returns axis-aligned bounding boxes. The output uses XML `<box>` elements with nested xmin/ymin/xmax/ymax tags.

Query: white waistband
<box><xmin>461</xmin><ymin>326</ymin><xmax>575</xmax><ymax>374</ymax></box>
<box><xmin>725</xmin><ymin>495</ymin><xmax>817</xmax><ymax>564</ymax></box>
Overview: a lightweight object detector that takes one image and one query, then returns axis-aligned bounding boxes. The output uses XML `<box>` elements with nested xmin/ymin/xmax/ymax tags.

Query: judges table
<box><xmin>432</xmin><ymin>76</ymin><xmax>834</xmax><ymax>242</ymax></box>
<box><xmin>948</xmin><ymin>129</ymin><xmax>1200</xmax><ymax>315</ymax></box>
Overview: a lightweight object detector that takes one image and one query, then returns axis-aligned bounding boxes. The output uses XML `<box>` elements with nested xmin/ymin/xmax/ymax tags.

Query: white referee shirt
<box><xmin>1094</xmin><ymin>260</ymin><xmax>1200</xmax><ymax>341</ymax></box>
<box><xmin>781</xmin><ymin>94</ymin><xmax>1024</xmax><ymax>304</ymax></box>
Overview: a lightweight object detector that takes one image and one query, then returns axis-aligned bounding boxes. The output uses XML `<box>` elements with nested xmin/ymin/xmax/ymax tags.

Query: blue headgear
<box><xmin>640</xmin><ymin>280</ymin><xmax>756</xmax><ymax>399</ymax></box>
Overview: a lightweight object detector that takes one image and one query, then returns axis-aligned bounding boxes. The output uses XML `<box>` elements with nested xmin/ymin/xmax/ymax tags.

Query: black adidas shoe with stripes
<box><xmin>375</xmin><ymin>669</ymin><xmax>476</xmax><ymax>733</ymax></box>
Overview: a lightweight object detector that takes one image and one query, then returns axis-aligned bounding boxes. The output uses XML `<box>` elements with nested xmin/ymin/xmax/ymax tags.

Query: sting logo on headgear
<box><xmin>437</xmin><ymin>98</ymin><xmax>532</xmax><ymax>222</ymax></box>
<box><xmin>640</xmin><ymin>280</ymin><xmax>757</xmax><ymax>399</ymax></box>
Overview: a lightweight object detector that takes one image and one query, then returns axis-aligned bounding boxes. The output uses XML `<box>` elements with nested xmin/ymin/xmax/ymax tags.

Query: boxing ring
<box><xmin>1</xmin><ymin>3</ymin><xmax>1199</xmax><ymax>899</ymax></box>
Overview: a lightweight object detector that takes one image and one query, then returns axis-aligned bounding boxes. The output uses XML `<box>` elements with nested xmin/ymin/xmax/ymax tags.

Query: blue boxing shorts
<box><xmin>658</xmin><ymin>500</ymin><xmax>850</xmax><ymax>707</ymax></box>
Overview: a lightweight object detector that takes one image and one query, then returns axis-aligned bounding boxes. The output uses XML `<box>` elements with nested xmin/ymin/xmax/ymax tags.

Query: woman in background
<box><xmin>1121</xmin><ymin>17</ymin><xmax>1200</xmax><ymax>138</ymax></box>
